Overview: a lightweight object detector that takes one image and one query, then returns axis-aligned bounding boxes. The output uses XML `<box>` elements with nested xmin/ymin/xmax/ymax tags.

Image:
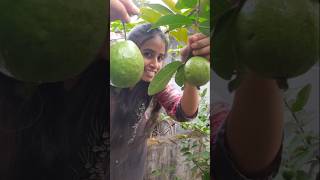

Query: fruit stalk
<box><xmin>122</xmin><ymin>21</ymin><xmax>127</xmax><ymax>40</ymax></box>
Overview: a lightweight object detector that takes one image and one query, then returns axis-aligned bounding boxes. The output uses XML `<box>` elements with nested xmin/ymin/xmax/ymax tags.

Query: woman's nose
<box><xmin>149</xmin><ymin>58</ymin><xmax>159</xmax><ymax>67</ymax></box>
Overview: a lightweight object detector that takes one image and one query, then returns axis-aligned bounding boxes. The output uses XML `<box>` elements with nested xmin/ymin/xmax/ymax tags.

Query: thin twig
<box><xmin>283</xmin><ymin>98</ymin><xmax>308</xmax><ymax>146</ymax></box>
<box><xmin>192</xmin><ymin>157</ymin><xmax>206</xmax><ymax>174</ymax></box>
<box><xmin>196</xmin><ymin>0</ymin><xmax>200</xmax><ymax>29</ymax></box>
<box><xmin>122</xmin><ymin>21</ymin><xmax>127</xmax><ymax>40</ymax></box>
<box><xmin>283</xmin><ymin>98</ymin><xmax>305</xmax><ymax>133</ymax></box>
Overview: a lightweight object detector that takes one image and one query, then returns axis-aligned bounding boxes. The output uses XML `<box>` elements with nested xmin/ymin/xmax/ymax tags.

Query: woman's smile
<box><xmin>144</xmin><ymin>68</ymin><xmax>157</xmax><ymax>78</ymax></box>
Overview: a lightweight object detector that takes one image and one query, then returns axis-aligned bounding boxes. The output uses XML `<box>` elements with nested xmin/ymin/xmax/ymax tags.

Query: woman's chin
<box><xmin>142</xmin><ymin>75</ymin><xmax>154</xmax><ymax>82</ymax></box>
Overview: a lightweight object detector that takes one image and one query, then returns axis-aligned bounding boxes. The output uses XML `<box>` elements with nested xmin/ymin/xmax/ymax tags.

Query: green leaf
<box><xmin>213</xmin><ymin>0</ymin><xmax>239</xmax><ymax>27</ymax></box>
<box><xmin>151</xmin><ymin>14</ymin><xmax>193</xmax><ymax>31</ymax></box>
<box><xmin>164</xmin><ymin>166</ymin><xmax>176</xmax><ymax>172</ymax></box>
<box><xmin>200</xmin><ymin>88</ymin><xmax>207</xmax><ymax>97</ymax></box>
<box><xmin>212</xmin><ymin>7</ymin><xmax>239</xmax><ymax>80</ymax></box>
<box><xmin>202</xmin><ymin>172</ymin><xmax>210</xmax><ymax>180</ymax></box>
<box><xmin>201</xmin><ymin>151</ymin><xmax>210</xmax><ymax>159</ymax></box>
<box><xmin>199</xmin><ymin>0</ymin><xmax>210</xmax><ymax>19</ymax></box>
<box><xmin>183</xmin><ymin>151</ymin><xmax>192</xmax><ymax>156</ymax></box>
<box><xmin>162</xmin><ymin>0</ymin><xmax>180</xmax><ymax>13</ymax></box>
<box><xmin>140</xmin><ymin>7</ymin><xmax>162</xmax><ymax>23</ymax></box>
<box><xmin>191</xmin><ymin>165</ymin><xmax>198</xmax><ymax>172</ymax></box>
<box><xmin>199</xmin><ymin>20</ymin><xmax>210</xmax><ymax>36</ymax></box>
<box><xmin>181</xmin><ymin>8</ymin><xmax>196</xmax><ymax>16</ymax></box>
<box><xmin>175</xmin><ymin>65</ymin><xmax>185</xmax><ymax>87</ymax></box>
<box><xmin>169</xmin><ymin>28</ymin><xmax>188</xmax><ymax>44</ymax></box>
<box><xmin>176</xmin><ymin>0</ymin><xmax>198</xmax><ymax>9</ymax></box>
<box><xmin>296</xmin><ymin>170</ymin><xmax>311</xmax><ymax>180</ymax></box>
<box><xmin>181</xmin><ymin>147</ymin><xmax>190</xmax><ymax>152</ymax></box>
<box><xmin>148</xmin><ymin>61</ymin><xmax>183</xmax><ymax>95</ymax></box>
<box><xmin>151</xmin><ymin>170</ymin><xmax>162</xmax><ymax>176</ymax></box>
<box><xmin>291</xmin><ymin>84</ymin><xmax>312</xmax><ymax>112</ymax></box>
<box><xmin>282</xmin><ymin>169</ymin><xmax>295</xmax><ymax>180</ymax></box>
<box><xmin>145</xmin><ymin>3</ymin><xmax>174</xmax><ymax>15</ymax></box>
<box><xmin>291</xmin><ymin>146</ymin><xmax>310</xmax><ymax>168</ymax></box>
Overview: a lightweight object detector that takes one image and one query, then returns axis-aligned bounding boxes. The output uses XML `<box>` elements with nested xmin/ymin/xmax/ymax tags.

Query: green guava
<box><xmin>184</xmin><ymin>56</ymin><xmax>210</xmax><ymax>87</ymax></box>
<box><xmin>110</xmin><ymin>40</ymin><xmax>144</xmax><ymax>88</ymax></box>
<box><xmin>0</xmin><ymin>0</ymin><xmax>106</xmax><ymax>82</ymax></box>
<box><xmin>234</xmin><ymin>0</ymin><xmax>319</xmax><ymax>79</ymax></box>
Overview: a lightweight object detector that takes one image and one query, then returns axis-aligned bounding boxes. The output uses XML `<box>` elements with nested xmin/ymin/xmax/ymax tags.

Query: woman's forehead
<box><xmin>141</xmin><ymin>36</ymin><xmax>166</xmax><ymax>54</ymax></box>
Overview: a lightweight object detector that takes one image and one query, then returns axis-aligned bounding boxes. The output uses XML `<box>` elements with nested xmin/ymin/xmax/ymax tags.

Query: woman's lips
<box><xmin>144</xmin><ymin>69</ymin><xmax>156</xmax><ymax>77</ymax></box>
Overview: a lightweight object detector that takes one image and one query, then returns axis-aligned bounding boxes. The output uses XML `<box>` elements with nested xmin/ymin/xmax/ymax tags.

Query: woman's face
<box><xmin>140</xmin><ymin>36</ymin><xmax>166</xmax><ymax>82</ymax></box>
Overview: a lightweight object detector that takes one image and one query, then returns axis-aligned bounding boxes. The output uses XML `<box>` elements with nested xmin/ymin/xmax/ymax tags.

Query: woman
<box><xmin>109</xmin><ymin>23</ymin><xmax>210</xmax><ymax>180</ymax></box>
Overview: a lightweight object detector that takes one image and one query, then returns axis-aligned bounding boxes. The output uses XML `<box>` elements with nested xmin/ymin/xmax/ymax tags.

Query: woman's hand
<box><xmin>181</xmin><ymin>33</ymin><xmax>210</xmax><ymax>62</ymax></box>
<box><xmin>179</xmin><ymin>34</ymin><xmax>209</xmax><ymax>116</ymax></box>
<box><xmin>110</xmin><ymin>0</ymin><xmax>140</xmax><ymax>22</ymax></box>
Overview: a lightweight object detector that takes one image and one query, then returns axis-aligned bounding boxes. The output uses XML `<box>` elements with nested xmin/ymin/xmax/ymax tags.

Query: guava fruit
<box><xmin>110</xmin><ymin>40</ymin><xmax>144</xmax><ymax>88</ymax></box>
<box><xmin>184</xmin><ymin>56</ymin><xmax>210</xmax><ymax>87</ymax></box>
<box><xmin>234</xmin><ymin>0</ymin><xmax>319</xmax><ymax>79</ymax></box>
<box><xmin>0</xmin><ymin>0</ymin><xmax>106</xmax><ymax>82</ymax></box>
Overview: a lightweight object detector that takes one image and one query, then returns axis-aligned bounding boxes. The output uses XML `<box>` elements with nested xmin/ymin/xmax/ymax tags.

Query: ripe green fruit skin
<box><xmin>0</xmin><ymin>0</ymin><xmax>106</xmax><ymax>82</ymax></box>
<box><xmin>110</xmin><ymin>40</ymin><xmax>144</xmax><ymax>88</ymax></box>
<box><xmin>184</xmin><ymin>56</ymin><xmax>210</xmax><ymax>87</ymax></box>
<box><xmin>234</xmin><ymin>0</ymin><xmax>319</xmax><ymax>79</ymax></box>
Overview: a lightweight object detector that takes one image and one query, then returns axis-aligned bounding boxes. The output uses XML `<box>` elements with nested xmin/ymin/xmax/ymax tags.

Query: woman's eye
<box><xmin>143</xmin><ymin>52</ymin><xmax>153</xmax><ymax>59</ymax></box>
<box><xmin>158</xmin><ymin>55</ymin><xmax>165</xmax><ymax>62</ymax></box>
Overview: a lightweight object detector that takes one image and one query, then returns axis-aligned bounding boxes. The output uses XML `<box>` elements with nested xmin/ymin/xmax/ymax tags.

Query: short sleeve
<box><xmin>210</xmin><ymin>102</ymin><xmax>230</xmax><ymax>145</ymax></box>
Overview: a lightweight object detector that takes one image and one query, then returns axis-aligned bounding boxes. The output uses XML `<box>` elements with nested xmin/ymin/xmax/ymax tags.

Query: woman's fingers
<box><xmin>190</xmin><ymin>36</ymin><xmax>210</xmax><ymax>50</ymax></box>
<box><xmin>188</xmin><ymin>33</ymin><xmax>210</xmax><ymax>59</ymax></box>
<box><xmin>189</xmin><ymin>33</ymin><xmax>207</xmax><ymax>44</ymax></box>
<box><xmin>192</xmin><ymin>46</ymin><xmax>210</xmax><ymax>57</ymax></box>
<box><xmin>182</xmin><ymin>33</ymin><xmax>211</xmax><ymax>62</ymax></box>
<box><xmin>180</xmin><ymin>46</ymin><xmax>192</xmax><ymax>62</ymax></box>
<box><xmin>119</xmin><ymin>0</ymin><xmax>140</xmax><ymax>16</ymax></box>
<box><xmin>110</xmin><ymin>0</ymin><xmax>139</xmax><ymax>22</ymax></box>
<box><xmin>110</xmin><ymin>0</ymin><xmax>130</xmax><ymax>22</ymax></box>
